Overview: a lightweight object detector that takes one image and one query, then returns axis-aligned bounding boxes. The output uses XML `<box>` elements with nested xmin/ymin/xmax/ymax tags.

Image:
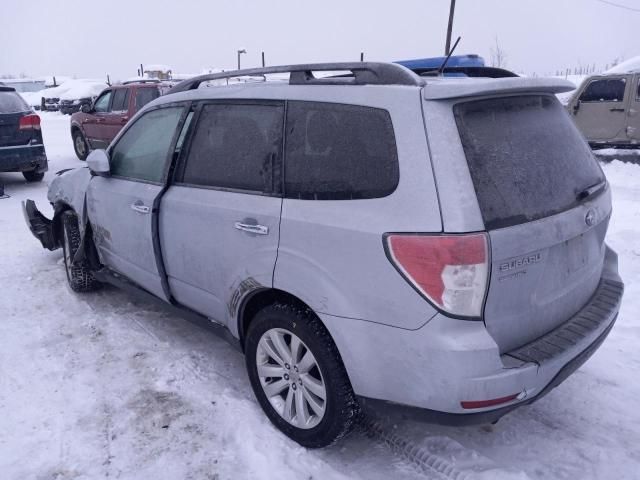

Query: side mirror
<box><xmin>573</xmin><ymin>100</ymin><xmax>581</xmax><ymax>114</ymax></box>
<box><xmin>81</xmin><ymin>103</ymin><xmax>92</xmax><ymax>114</ymax></box>
<box><xmin>86</xmin><ymin>149</ymin><xmax>110</xmax><ymax>177</ymax></box>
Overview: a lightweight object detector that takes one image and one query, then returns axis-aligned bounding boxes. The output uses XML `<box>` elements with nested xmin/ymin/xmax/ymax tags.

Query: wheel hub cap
<box><xmin>256</xmin><ymin>328</ymin><xmax>327</xmax><ymax>429</ymax></box>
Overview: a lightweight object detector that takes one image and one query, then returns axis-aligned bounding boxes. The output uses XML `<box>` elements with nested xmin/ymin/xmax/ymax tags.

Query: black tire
<box><xmin>61</xmin><ymin>211</ymin><xmax>100</xmax><ymax>292</ymax></box>
<box><xmin>245</xmin><ymin>303</ymin><xmax>359</xmax><ymax>448</ymax></box>
<box><xmin>23</xmin><ymin>170</ymin><xmax>44</xmax><ymax>182</ymax></box>
<box><xmin>72</xmin><ymin>129</ymin><xmax>89</xmax><ymax>161</ymax></box>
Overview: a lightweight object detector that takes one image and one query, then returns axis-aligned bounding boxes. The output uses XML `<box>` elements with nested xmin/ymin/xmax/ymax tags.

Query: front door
<box><xmin>572</xmin><ymin>76</ymin><xmax>631</xmax><ymax>143</ymax></box>
<box><xmin>160</xmin><ymin>101</ymin><xmax>284</xmax><ymax>325</ymax></box>
<box><xmin>83</xmin><ymin>89</ymin><xmax>113</xmax><ymax>149</ymax></box>
<box><xmin>102</xmin><ymin>87</ymin><xmax>131</xmax><ymax>145</ymax></box>
<box><xmin>87</xmin><ymin>105</ymin><xmax>186</xmax><ymax>300</ymax></box>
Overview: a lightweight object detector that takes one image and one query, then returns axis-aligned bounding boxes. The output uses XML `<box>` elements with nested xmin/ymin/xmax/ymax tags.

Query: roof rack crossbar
<box><xmin>169</xmin><ymin>62</ymin><xmax>422</xmax><ymax>93</ymax></box>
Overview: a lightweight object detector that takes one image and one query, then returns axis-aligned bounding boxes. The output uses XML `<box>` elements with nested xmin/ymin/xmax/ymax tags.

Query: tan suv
<box><xmin>568</xmin><ymin>72</ymin><xmax>640</xmax><ymax>148</ymax></box>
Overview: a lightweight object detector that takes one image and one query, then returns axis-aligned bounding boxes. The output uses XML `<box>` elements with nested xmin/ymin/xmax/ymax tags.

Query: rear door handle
<box><xmin>131</xmin><ymin>203</ymin><xmax>150</xmax><ymax>214</ymax></box>
<box><xmin>610</xmin><ymin>108</ymin><xmax>625</xmax><ymax>112</ymax></box>
<box><xmin>234</xmin><ymin>222</ymin><xmax>268</xmax><ymax>235</ymax></box>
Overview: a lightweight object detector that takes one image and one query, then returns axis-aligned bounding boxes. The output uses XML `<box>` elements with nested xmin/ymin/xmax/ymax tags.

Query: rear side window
<box><xmin>454</xmin><ymin>95</ymin><xmax>604</xmax><ymax>230</ymax></box>
<box><xmin>284</xmin><ymin>101</ymin><xmax>399</xmax><ymax>200</ymax></box>
<box><xmin>579</xmin><ymin>78</ymin><xmax>626</xmax><ymax>102</ymax></box>
<box><xmin>182</xmin><ymin>103</ymin><xmax>284</xmax><ymax>193</ymax></box>
<box><xmin>135</xmin><ymin>87</ymin><xmax>160</xmax><ymax>112</ymax></box>
<box><xmin>0</xmin><ymin>91</ymin><xmax>30</xmax><ymax>113</ymax></box>
<box><xmin>111</xmin><ymin>88</ymin><xmax>129</xmax><ymax>112</ymax></box>
<box><xmin>110</xmin><ymin>107</ymin><xmax>183</xmax><ymax>183</ymax></box>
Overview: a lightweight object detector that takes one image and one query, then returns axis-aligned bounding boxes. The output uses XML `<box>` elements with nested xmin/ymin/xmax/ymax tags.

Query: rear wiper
<box><xmin>577</xmin><ymin>179</ymin><xmax>606</xmax><ymax>201</ymax></box>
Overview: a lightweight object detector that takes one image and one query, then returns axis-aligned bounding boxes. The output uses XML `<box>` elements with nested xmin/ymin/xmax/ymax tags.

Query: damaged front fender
<box><xmin>22</xmin><ymin>199</ymin><xmax>59</xmax><ymax>251</ymax></box>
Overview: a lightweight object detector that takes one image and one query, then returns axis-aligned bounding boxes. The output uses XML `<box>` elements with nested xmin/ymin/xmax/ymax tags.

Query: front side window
<box><xmin>111</xmin><ymin>88</ymin><xmax>129</xmax><ymax>112</ymax></box>
<box><xmin>284</xmin><ymin>101</ymin><xmax>399</xmax><ymax>200</ymax></box>
<box><xmin>579</xmin><ymin>78</ymin><xmax>626</xmax><ymax>102</ymax></box>
<box><xmin>93</xmin><ymin>91</ymin><xmax>112</xmax><ymax>112</ymax></box>
<box><xmin>135</xmin><ymin>87</ymin><xmax>160</xmax><ymax>112</ymax></box>
<box><xmin>109</xmin><ymin>106</ymin><xmax>183</xmax><ymax>183</ymax></box>
<box><xmin>182</xmin><ymin>103</ymin><xmax>284</xmax><ymax>193</ymax></box>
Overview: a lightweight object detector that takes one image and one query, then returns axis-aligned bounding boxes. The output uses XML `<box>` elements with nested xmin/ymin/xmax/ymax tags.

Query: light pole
<box><xmin>445</xmin><ymin>0</ymin><xmax>456</xmax><ymax>55</ymax></box>
<box><xmin>237</xmin><ymin>49</ymin><xmax>246</xmax><ymax>70</ymax></box>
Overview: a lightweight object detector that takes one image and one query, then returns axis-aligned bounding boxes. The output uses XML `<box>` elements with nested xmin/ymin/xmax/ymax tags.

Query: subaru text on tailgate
<box><xmin>22</xmin><ymin>63</ymin><xmax>623</xmax><ymax>448</ymax></box>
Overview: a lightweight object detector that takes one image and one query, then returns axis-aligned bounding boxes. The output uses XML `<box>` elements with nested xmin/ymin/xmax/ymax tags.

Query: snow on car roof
<box><xmin>605</xmin><ymin>56</ymin><xmax>640</xmax><ymax>74</ymax></box>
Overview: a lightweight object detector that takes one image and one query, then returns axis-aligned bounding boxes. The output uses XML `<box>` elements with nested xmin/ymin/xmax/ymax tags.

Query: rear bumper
<box><xmin>323</xmin><ymin>245</ymin><xmax>623</xmax><ymax>424</ymax></box>
<box><xmin>22</xmin><ymin>199</ymin><xmax>58</xmax><ymax>250</ymax></box>
<box><xmin>0</xmin><ymin>144</ymin><xmax>48</xmax><ymax>173</ymax></box>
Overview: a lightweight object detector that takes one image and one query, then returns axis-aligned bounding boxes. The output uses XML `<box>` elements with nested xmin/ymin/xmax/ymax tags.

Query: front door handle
<box><xmin>610</xmin><ymin>107</ymin><xmax>625</xmax><ymax>112</ymax></box>
<box><xmin>234</xmin><ymin>222</ymin><xmax>269</xmax><ymax>235</ymax></box>
<box><xmin>131</xmin><ymin>203</ymin><xmax>150</xmax><ymax>214</ymax></box>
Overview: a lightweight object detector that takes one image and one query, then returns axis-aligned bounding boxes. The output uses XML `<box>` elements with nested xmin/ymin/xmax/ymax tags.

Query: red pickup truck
<box><xmin>70</xmin><ymin>81</ymin><xmax>168</xmax><ymax>160</ymax></box>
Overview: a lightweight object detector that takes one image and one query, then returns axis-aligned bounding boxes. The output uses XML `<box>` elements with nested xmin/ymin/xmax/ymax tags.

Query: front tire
<box><xmin>72</xmin><ymin>129</ymin><xmax>89</xmax><ymax>161</ymax></box>
<box><xmin>61</xmin><ymin>211</ymin><xmax>100</xmax><ymax>292</ymax></box>
<box><xmin>23</xmin><ymin>170</ymin><xmax>44</xmax><ymax>182</ymax></box>
<box><xmin>245</xmin><ymin>303</ymin><xmax>359</xmax><ymax>448</ymax></box>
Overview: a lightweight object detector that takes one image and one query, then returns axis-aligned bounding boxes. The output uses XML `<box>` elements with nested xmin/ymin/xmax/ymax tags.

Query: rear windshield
<box><xmin>0</xmin><ymin>91</ymin><xmax>30</xmax><ymax>113</ymax></box>
<box><xmin>454</xmin><ymin>95</ymin><xmax>604</xmax><ymax>230</ymax></box>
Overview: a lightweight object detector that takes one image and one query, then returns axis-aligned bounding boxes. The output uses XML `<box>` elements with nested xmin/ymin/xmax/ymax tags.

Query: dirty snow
<box><xmin>1</xmin><ymin>113</ymin><xmax>639</xmax><ymax>479</ymax></box>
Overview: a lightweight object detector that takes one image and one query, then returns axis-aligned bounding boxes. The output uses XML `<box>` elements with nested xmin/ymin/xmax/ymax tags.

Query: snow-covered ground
<box><xmin>1</xmin><ymin>113</ymin><xmax>639</xmax><ymax>479</ymax></box>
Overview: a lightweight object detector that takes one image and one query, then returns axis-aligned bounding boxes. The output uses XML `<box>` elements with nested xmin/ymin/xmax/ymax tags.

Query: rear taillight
<box><xmin>19</xmin><ymin>114</ymin><xmax>41</xmax><ymax>130</ymax></box>
<box><xmin>385</xmin><ymin>233</ymin><xmax>489</xmax><ymax>318</ymax></box>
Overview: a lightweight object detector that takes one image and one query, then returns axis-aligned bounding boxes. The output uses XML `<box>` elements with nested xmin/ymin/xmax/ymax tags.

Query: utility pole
<box><xmin>445</xmin><ymin>0</ymin><xmax>456</xmax><ymax>55</ymax></box>
<box><xmin>237</xmin><ymin>49</ymin><xmax>246</xmax><ymax>70</ymax></box>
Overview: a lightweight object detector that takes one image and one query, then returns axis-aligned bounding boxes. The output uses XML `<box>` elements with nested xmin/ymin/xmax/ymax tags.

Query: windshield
<box><xmin>454</xmin><ymin>95</ymin><xmax>605</xmax><ymax>230</ymax></box>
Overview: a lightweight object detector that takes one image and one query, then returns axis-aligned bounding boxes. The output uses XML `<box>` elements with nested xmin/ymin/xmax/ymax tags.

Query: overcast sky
<box><xmin>1</xmin><ymin>0</ymin><xmax>638</xmax><ymax>80</ymax></box>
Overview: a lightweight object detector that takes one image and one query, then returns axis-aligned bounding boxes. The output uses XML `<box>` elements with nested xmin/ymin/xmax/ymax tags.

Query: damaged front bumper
<box><xmin>22</xmin><ymin>199</ymin><xmax>59</xmax><ymax>251</ymax></box>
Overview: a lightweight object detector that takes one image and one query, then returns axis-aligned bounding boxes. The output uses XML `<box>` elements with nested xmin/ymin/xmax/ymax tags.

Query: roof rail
<box><xmin>169</xmin><ymin>62</ymin><xmax>422</xmax><ymax>93</ymax></box>
<box><xmin>122</xmin><ymin>78</ymin><xmax>162</xmax><ymax>85</ymax></box>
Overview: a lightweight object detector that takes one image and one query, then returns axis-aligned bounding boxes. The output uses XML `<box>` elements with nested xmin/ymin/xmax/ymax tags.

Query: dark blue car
<box><xmin>0</xmin><ymin>86</ymin><xmax>48</xmax><ymax>182</ymax></box>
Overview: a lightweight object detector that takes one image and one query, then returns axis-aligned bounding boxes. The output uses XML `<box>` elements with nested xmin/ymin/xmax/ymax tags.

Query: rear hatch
<box><xmin>452</xmin><ymin>94</ymin><xmax>610</xmax><ymax>352</ymax></box>
<box><xmin>0</xmin><ymin>90</ymin><xmax>33</xmax><ymax>147</ymax></box>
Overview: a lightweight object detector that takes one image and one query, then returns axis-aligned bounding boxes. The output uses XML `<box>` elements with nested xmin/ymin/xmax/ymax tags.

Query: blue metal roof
<box><xmin>394</xmin><ymin>54</ymin><xmax>485</xmax><ymax>70</ymax></box>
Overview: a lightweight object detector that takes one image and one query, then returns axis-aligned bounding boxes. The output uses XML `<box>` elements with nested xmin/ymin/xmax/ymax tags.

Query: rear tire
<box><xmin>72</xmin><ymin>129</ymin><xmax>89</xmax><ymax>161</ymax></box>
<box><xmin>23</xmin><ymin>170</ymin><xmax>44</xmax><ymax>182</ymax></box>
<box><xmin>61</xmin><ymin>211</ymin><xmax>100</xmax><ymax>292</ymax></box>
<box><xmin>245</xmin><ymin>303</ymin><xmax>359</xmax><ymax>448</ymax></box>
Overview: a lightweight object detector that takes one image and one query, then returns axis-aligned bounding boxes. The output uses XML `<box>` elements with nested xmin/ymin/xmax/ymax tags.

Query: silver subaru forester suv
<box><xmin>24</xmin><ymin>63</ymin><xmax>624</xmax><ymax>448</ymax></box>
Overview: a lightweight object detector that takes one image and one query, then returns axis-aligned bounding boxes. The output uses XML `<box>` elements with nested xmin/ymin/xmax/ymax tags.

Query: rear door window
<box><xmin>454</xmin><ymin>95</ymin><xmax>605</xmax><ymax>230</ymax></box>
<box><xmin>111</xmin><ymin>88</ymin><xmax>129</xmax><ymax>112</ymax></box>
<box><xmin>180</xmin><ymin>103</ymin><xmax>284</xmax><ymax>194</ymax></box>
<box><xmin>0</xmin><ymin>91</ymin><xmax>29</xmax><ymax>113</ymax></box>
<box><xmin>135</xmin><ymin>87</ymin><xmax>160</xmax><ymax>112</ymax></box>
<box><xmin>579</xmin><ymin>78</ymin><xmax>626</xmax><ymax>102</ymax></box>
<box><xmin>284</xmin><ymin>101</ymin><xmax>399</xmax><ymax>200</ymax></box>
<box><xmin>109</xmin><ymin>106</ymin><xmax>184</xmax><ymax>183</ymax></box>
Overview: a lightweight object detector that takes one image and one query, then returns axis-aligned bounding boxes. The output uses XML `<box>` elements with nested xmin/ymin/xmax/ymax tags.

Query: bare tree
<box><xmin>490</xmin><ymin>37</ymin><xmax>508</xmax><ymax>68</ymax></box>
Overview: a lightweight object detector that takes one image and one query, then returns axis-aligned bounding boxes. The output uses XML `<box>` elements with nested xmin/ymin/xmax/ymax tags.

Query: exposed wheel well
<box><xmin>238</xmin><ymin>289</ymin><xmax>315</xmax><ymax>350</ymax></box>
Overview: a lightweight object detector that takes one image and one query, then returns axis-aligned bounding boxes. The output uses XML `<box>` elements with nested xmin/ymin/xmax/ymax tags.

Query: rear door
<box><xmin>572</xmin><ymin>76</ymin><xmax>631</xmax><ymax>142</ymax></box>
<box><xmin>160</xmin><ymin>101</ymin><xmax>284</xmax><ymax>325</ymax></box>
<box><xmin>452</xmin><ymin>95</ymin><xmax>610</xmax><ymax>352</ymax></box>
<box><xmin>83</xmin><ymin>89</ymin><xmax>112</xmax><ymax>149</ymax></box>
<box><xmin>87</xmin><ymin>104</ymin><xmax>186</xmax><ymax>299</ymax></box>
